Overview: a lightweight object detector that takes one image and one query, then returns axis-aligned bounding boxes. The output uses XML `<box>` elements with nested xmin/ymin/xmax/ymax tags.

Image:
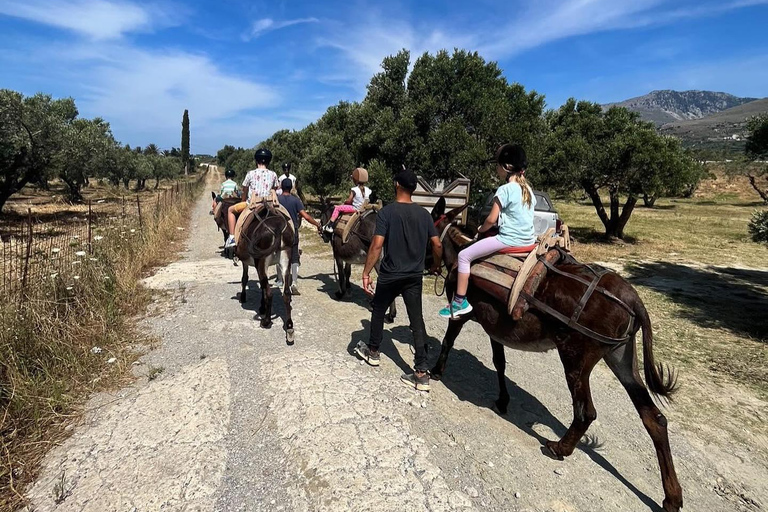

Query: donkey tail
<box><xmin>635</xmin><ymin>298</ymin><xmax>678</xmax><ymax>401</ymax></box>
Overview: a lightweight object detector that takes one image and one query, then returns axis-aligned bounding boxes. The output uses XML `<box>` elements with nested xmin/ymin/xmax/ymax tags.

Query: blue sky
<box><xmin>1</xmin><ymin>0</ymin><xmax>767</xmax><ymax>154</ymax></box>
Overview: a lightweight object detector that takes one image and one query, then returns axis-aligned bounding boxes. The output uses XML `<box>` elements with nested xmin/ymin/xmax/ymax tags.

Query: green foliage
<box><xmin>366</xmin><ymin>159</ymin><xmax>395</xmax><ymax>204</ymax></box>
<box><xmin>745</xmin><ymin>115</ymin><xmax>768</xmax><ymax>160</ymax></box>
<box><xmin>0</xmin><ymin>90</ymin><xmax>77</xmax><ymax>211</ymax></box>
<box><xmin>56</xmin><ymin>117</ymin><xmax>116</xmax><ymax>200</ymax></box>
<box><xmin>543</xmin><ymin>100</ymin><xmax>701</xmax><ymax>238</ymax></box>
<box><xmin>181</xmin><ymin>109</ymin><xmax>190</xmax><ymax>173</ymax></box>
<box><xmin>748</xmin><ymin>210</ymin><xmax>768</xmax><ymax>244</ymax></box>
<box><xmin>216</xmin><ymin>144</ymin><xmax>235</xmax><ymax>165</ymax></box>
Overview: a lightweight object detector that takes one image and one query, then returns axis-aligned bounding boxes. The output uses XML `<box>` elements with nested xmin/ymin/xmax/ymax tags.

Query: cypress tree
<box><xmin>181</xmin><ymin>109</ymin><xmax>190</xmax><ymax>175</ymax></box>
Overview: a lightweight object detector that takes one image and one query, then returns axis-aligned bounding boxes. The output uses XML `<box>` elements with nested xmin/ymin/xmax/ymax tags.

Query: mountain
<box><xmin>604</xmin><ymin>90</ymin><xmax>759</xmax><ymax>126</ymax></box>
<box><xmin>659</xmin><ymin>97</ymin><xmax>768</xmax><ymax>155</ymax></box>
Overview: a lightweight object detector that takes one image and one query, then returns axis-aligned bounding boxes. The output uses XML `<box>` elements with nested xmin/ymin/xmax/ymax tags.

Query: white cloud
<box><xmin>0</xmin><ymin>0</ymin><xmax>175</xmax><ymax>40</ymax></box>
<box><xmin>244</xmin><ymin>17</ymin><xmax>319</xmax><ymax>40</ymax></box>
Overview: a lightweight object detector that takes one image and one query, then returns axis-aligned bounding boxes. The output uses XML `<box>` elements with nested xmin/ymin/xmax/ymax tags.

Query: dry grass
<box><xmin>559</xmin><ymin>174</ymin><xmax>768</xmax><ymax>266</ymax></box>
<box><xmin>0</xmin><ymin>174</ymin><xmax>205</xmax><ymax>511</ymax></box>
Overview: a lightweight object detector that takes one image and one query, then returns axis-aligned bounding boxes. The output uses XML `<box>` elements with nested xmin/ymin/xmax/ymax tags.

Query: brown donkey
<box><xmin>429</xmin><ymin>198</ymin><xmax>682</xmax><ymax>512</ymax></box>
<box><xmin>235</xmin><ymin>203</ymin><xmax>296</xmax><ymax>344</ymax></box>
<box><xmin>320</xmin><ymin>204</ymin><xmax>396</xmax><ymax>322</ymax></box>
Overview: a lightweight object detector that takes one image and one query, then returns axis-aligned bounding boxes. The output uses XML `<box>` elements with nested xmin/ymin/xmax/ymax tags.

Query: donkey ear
<box><xmin>211</xmin><ymin>191</ymin><xmax>216</xmax><ymax>200</ymax></box>
<box><xmin>431</xmin><ymin>197</ymin><xmax>446</xmax><ymax>220</ymax></box>
<box><xmin>446</xmin><ymin>203</ymin><xmax>469</xmax><ymax>223</ymax></box>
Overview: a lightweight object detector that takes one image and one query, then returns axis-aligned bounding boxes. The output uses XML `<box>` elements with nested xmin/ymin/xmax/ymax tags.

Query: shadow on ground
<box><xmin>626</xmin><ymin>261</ymin><xmax>768</xmax><ymax>341</ymax></box>
<box><xmin>436</xmin><ymin>346</ymin><xmax>663</xmax><ymax>511</ymax></box>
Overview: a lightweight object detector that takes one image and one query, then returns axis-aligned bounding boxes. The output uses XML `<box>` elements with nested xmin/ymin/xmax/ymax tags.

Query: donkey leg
<box><xmin>334</xmin><ymin>257</ymin><xmax>346</xmax><ymax>300</ymax></box>
<box><xmin>344</xmin><ymin>263</ymin><xmax>352</xmax><ymax>296</ymax></box>
<box><xmin>240</xmin><ymin>264</ymin><xmax>248</xmax><ymax>304</ymax></box>
<box><xmin>258</xmin><ymin>261</ymin><xmax>273</xmax><ymax>328</ymax></box>
<box><xmin>545</xmin><ymin>347</ymin><xmax>602</xmax><ymax>460</ymax></box>
<box><xmin>281</xmin><ymin>250</ymin><xmax>295</xmax><ymax>345</ymax></box>
<box><xmin>490</xmin><ymin>339</ymin><xmax>510</xmax><ymax>415</ymax></box>
<box><xmin>605</xmin><ymin>343</ymin><xmax>683</xmax><ymax>512</ymax></box>
<box><xmin>430</xmin><ymin>316</ymin><xmax>471</xmax><ymax>380</ymax></box>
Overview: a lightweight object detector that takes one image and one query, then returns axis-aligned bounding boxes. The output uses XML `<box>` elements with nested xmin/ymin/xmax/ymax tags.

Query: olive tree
<box><xmin>543</xmin><ymin>100</ymin><xmax>702</xmax><ymax>239</ymax></box>
<box><xmin>0</xmin><ymin>90</ymin><xmax>77</xmax><ymax>213</ymax></box>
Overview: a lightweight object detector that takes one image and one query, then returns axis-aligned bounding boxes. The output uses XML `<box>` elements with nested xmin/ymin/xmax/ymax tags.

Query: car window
<box><xmin>534</xmin><ymin>193</ymin><xmax>552</xmax><ymax>212</ymax></box>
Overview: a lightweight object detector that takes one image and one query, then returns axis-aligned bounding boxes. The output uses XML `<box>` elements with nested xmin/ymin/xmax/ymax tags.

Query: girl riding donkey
<box><xmin>322</xmin><ymin>167</ymin><xmax>372</xmax><ymax>234</ymax></box>
<box><xmin>439</xmin><ymin>143</ymin><xmax>536</xmax><ymax>318</ymax></box>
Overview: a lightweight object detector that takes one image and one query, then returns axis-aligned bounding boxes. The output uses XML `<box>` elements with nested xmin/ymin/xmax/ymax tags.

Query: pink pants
<box><xmin>330</xmin><ymin>205</ymin><xmax>357</xmax><ymax>222</ymax></box>
<box><xmin>457</xmin><ymin>236</ymin><xmax>511</xmax><ymax>273</ymax></box>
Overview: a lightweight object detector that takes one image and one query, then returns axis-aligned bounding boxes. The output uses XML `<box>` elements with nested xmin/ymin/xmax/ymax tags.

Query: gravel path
<box><xmin>25</xmin><ymin>174</ymin><xmax>768</xmax><ymax>512</ymax></box>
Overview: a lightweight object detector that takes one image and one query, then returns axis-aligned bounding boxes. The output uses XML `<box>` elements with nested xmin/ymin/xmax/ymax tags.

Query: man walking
<box><xmin>277</xmin><ymin>178</ymin><xmax>322</xmax><ymax>295</ymax></box>
<box><xmin>354</xmin><ymin>169</ymin><xmax>442</xmax><ymax>391</ymax></box>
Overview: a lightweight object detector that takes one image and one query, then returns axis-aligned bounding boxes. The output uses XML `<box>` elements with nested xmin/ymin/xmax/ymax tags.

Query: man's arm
<box><xmin>299</xmin><ymin>209</ymin><xmax>321</xmax><ymax>229</ymax></box>
<box><xmin>362</xmin><ymin>235</ymin><xmax>384</xmax><ymax>296</ymax></box>
<box><xmin>363</xmin><ymin>235</ymin><xmax>384</xmax><ymax>277</ymax></box>
<box><xmin>429</xmin><ymin>236</ymin><xmax>443</xmax><ymax>274</ymax></box>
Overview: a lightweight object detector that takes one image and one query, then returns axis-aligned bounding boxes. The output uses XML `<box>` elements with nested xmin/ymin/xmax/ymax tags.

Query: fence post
<box><xmin>20</xmin><ymin>208</ymin><xmax>33</xmax><ymax>299</ymax></box>
<box><xmin>122</xmin><ymin>195</ymin><xmax>126</xmax><ymax>222</ymax></box>
<box><xmin>136</xmin><ymin>195</ymin><xmax>143</xmax><ymax>230</ymax></box>
<box><xmin>87</xmin><ymin>200</ymin><xmax>93</xmax><ymax>254</ymax></box>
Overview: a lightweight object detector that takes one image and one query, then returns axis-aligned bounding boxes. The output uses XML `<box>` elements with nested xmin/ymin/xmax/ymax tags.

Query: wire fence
<box><xmin>0</xmin><ymin>178</ymin><xmax>203</xmax><ymax>300</ymax></box>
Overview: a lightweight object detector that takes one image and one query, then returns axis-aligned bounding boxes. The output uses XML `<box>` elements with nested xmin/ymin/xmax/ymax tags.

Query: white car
<box><xmin>478</xmin><ymin>190</ymin><xmax>563</xmax><ymax>237</ymax></box>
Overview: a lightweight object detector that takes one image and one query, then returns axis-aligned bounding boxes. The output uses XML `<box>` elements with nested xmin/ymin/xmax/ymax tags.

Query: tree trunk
<box><xmin>61</xmin><ymin>174</ymin><xmax>83</xmax><ymax>203</ymax></box>
<box><xmin>123</xmin><ymin>178</ymin><xmax>130</xmax><ymax>189</ymax></box>
<box><xmin>616</xmin><ymin>195</ymin><xmax>638</xmax><ymax>239</ymax></box>
<box><xmin>642</xmin><ymin>194</ymin><xmax>657</xmax><ymax>207</ymax></box>
<box><xmin>155</xmin><ymin>177</ymin><xmax>160</xmax><ymax>189</ymax></box>
<box><xmin>582</xmin><ymin>181</ymin><xmax>610</xmax><ymax>232</ymax></box>
<box><xmin>747</xmin><ymin>174</ymin><xmax>768</xmax><ymax>203</ymax></box>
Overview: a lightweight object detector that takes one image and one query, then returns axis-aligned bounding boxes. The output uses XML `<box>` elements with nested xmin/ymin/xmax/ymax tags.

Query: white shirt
<box><xmin>279</xmin><ymin>173</ymin><xmax>296</xmax><ymax>188</ymax></box>
<box><xmin>351</xmin><ymin>186</ymin><xmax>372</xmax><ymax>209</ymax></box>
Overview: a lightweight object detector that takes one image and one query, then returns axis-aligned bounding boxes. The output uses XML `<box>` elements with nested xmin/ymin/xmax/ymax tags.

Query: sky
<box><xmin>1</xmin><ymin>0</ymin><xmax>767</xmax><ymax>154</ymax></box>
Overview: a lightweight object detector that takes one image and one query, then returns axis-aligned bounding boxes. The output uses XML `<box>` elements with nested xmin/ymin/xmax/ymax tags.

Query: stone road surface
<box><xmin>25</xmin><ymin>172</ymin><xmax>768</xmax><ymax>511</ymax></box>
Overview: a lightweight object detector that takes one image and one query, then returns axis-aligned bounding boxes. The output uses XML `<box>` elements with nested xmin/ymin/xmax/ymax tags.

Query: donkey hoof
<box><xmin>492</xmin><ymin>400</ymin><xmax>509</xmax><ymax>416</ymax></box>
<box><xmin>384</xmin><ymin>314</ymin><xmax>395</xmax><ymax>324</ymax></box>
<box><xmin>260</xmin><ymin>320</ymin><xmax>272</xmax><ymax>329</ymax></box>
<box><xmin>334</xmin><ymin>291</ymin><xmax>344</xmax><ymax>301</ymax></box>
<box><xmin>286</xmin><ymin>329</ymin><xmax>295</xmax><ymax>346</ymax></box>
<box><xmin>239</xmin><ymin>293</ymin><xmax>246</xmax><ymax>304</ymax></box>
<box><xmin>541</xmin><ymin>442</ymin><xmax>564</xmax><ymax>461</ymax></box>
<box><xmin>662</xmin><ymin>498</ymin><xmax>682</xmax><ymax>512</ymax></box>
<box><xmin>429</xmin><ymin>368</ymin><xmax>443</xmax><ymax>381</ymax></box>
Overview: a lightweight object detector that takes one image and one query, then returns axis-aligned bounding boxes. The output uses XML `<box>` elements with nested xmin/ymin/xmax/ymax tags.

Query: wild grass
<box><xmin>0</xmin><ymin>175</ymin><xmax>204</xmax><ymax>510</ymax></box>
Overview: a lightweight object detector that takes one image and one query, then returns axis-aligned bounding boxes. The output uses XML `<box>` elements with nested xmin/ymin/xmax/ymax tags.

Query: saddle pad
<box><xmin>499</xmin><ymin>243</ymin><xmax>538</xmax><ymax>255</ymax></box>
<box><xmin>234</xmin><ymin>203</ymin><xmax>294</xmax><ymax>243</ymax></box>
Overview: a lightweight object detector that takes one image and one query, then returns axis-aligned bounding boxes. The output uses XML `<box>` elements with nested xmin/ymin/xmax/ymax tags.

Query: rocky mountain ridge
<box><xmin>604</xmin><ymin>90</ymin><xmax>759</xmax><ymax>126</ymax></box>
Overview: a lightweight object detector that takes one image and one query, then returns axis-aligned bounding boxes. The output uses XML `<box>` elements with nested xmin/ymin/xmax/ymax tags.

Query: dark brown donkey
<box><xmin>235</xmin><ymin>202</ymin><xmax>296</xmax><ymax>344</ymax></box>
<box><xmin>320</xmin><ymin>204</ymin><xmax>396</xmax><ymax>322</ymax></box>
<box><xmin>429</xmin><ymin>198</ymin><xmax>682</xmax><ymax>512</ymax></box>
<box><xmin>212</xmin><ymin>193</ymin><xmax>240</xmax><ymax>258</ymax></box>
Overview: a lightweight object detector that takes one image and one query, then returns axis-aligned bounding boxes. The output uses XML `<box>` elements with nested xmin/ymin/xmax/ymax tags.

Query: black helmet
<box><xmin>224</xmin><ymin>169</ymin><xmax>236</xmax><ymax>179</ymax></box>
<box><xmin>282</xmin><ymin>162</ymin><xmax>291</xmax><ymax>172</ymax></box>
<box><xmin>254</xmin><ymin>148</ymin><xmax>272</xmax><ymax>165</ymax></box>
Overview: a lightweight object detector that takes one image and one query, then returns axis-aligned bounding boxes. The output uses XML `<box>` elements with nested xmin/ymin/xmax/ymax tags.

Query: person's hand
<box><xmin>362</xmin><ymin>274</ymin><xmax>375</xmax><ymax>297</ymax></box>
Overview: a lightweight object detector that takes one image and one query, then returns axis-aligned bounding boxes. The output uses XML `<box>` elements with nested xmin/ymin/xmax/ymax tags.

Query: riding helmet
<box><xmin>224</xmin><ymin>169</ymin><xmax>236</xmax><ymax>179</ymax></box>
<box><xmin>282</xmin><ymin>162</ymin><xmax>292</xmax><ymax>172</ymax></box>
<box><xmin>351</xmin><ymin>167</ymin><xmax>368</xmax><ymax>183</ymax></box>
<box><xmin>254</xmin><ymin>148</ymin><xmax>273</xmax><ymax>165</ymax></box>
<box><xmin>494</xmin><ymin>144</ymin><xmax>527</xmax><ymax>172</ymax></box>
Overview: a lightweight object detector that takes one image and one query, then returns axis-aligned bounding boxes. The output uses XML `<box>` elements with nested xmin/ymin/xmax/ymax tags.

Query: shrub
<box><xmin>748</xmin><ymin>210</ymin><xmax>768</xmax><ymax>244</ymax></box>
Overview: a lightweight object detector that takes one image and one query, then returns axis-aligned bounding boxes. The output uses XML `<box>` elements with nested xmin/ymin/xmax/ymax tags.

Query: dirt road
<box><xmin>25</xmin><ymin>175</ymin><xmax>768</xmax><ymax>511</ymax></box>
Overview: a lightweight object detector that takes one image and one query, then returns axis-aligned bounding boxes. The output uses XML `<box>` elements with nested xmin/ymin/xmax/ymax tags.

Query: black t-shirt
<box><xmin>375</xmin><ymin>201</ymin><xmax>438</xmax><ymax>282</ymax></box>
<box><xmin>277</xmin><ymin>193</ymin><xmax>304</xmax><ymax>229</ymax></box>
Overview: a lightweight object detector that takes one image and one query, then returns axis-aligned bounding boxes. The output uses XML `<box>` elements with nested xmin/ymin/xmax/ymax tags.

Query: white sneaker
<box><xmin>225</xmin><ymin>235</ymin><xmax>236</xmax><ymax>248</ymax></box>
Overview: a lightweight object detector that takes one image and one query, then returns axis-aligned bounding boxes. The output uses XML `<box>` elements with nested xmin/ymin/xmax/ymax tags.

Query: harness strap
<box><xmin>521</xmin><ymin>292</ymin><xmax>634</xmax><ymax>346</ymax></box>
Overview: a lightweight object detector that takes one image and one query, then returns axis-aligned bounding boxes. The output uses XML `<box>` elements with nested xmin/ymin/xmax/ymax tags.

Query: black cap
<box><xmin>394</xmin><ymin>169</ymin><xmax>418</xmax><ymax>192</ymax></box>
<box><xmin>494</xmin><ymin>144</ymin><xmax>527</xmax><ymax>171</ymax></box>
